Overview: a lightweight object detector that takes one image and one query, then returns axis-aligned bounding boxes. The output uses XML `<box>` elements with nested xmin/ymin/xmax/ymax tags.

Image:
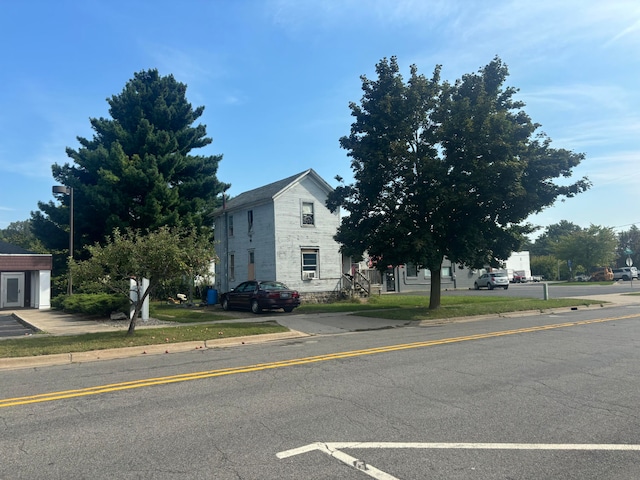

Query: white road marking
<box><xmin>277</xmin><ymin>442</ymin><xmax>399</xmax><ymax>480</ymax></box>
<box><xmin>319</xmin><ymin>442</ymin><xmax>640</xmax><ymax>451</ymax></box>
<box><xmin>277</xmin><ymin>442</ymin><xmax>640</xmax><ymax>479</ymax></box>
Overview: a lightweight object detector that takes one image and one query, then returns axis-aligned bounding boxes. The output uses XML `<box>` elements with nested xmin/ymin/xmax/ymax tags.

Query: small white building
<box><xmin>0</xmin><ymin>241</ymin><xmax>52</xmax><ymax>310</ymax></box>
<box><xmin>212</xmin><ymin>169</ymin><xmax>343</xmax><ymax>302</ymax></box>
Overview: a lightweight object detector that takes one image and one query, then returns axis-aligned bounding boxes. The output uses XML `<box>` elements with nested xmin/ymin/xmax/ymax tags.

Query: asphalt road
<box><xmin>2</xmin><ymin>303</ymin><xmax>640</xmax><ymax>479</ymax></box>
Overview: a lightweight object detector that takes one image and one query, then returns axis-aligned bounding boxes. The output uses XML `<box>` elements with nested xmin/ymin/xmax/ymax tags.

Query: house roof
<box><xmin>213</xmin><ymin>168</ymin><xmax>333</xmax><ymax>216</ymax></box>
<box><xmin>0</xmin><ymin>240</ymin><xmax>34</xmax><ymax>255</ymax></box>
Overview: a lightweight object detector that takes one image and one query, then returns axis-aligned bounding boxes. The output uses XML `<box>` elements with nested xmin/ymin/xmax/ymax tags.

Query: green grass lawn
<box><xmin>300</xmin><ymin>295</ymin><xmax>603</xmax><ymax>321</ymax></box>
<box><xmin>0</xmin><ymin>322</ymin><xmax>288</xmax><ymax>358</ymax></box>
<box><xmin>150</xmin><ymin>303</ymin><xmax>237</xmax><ymax>323</ymax></box>
<box><xmin>0</xmin><ymin>295</ymin><xmax>605</xmax><ymax>359</ymax></box>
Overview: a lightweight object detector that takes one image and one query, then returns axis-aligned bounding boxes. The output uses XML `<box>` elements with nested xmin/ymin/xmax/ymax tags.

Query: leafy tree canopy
<box><xmin>530</xmin><ymin>255</ymin><xmax>562</xmax><ymax>282</ymax></box>
<box><xmin>530</xmin><ymin>220</ymin><xmax>582</xmax><ymax>256</ymax></box>
<box><xmin>32</xmin><ymin>69</ymin><xmax>229</xmax><ymax>255</ymax></box>
<box><xmin>616</xmin><ymin>224</ymin><xmax>640</xmax><ymax>268</ymax></box>
<box><xmin>553</xmin><ymin>224</ymin><xmax>617</xmax><ymax>272</ymax></box>
<box><xmin>0</xmin><ymin>220</ymin><xmax>47</xmax><ymax>253</ymax></box>
<box><xmin>327</xmin><ymin>56</ymin><xmax>590</xmax><ymax>308</ymax></box>
<box><xmin>71</xmin><ymin>226</ymin><xmax>215</xmax><ymax>335</ymax></box>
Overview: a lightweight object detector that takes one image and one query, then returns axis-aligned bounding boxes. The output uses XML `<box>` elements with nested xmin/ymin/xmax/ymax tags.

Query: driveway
<box><xmin>0</xmin><ymin>314</ymin><xmax>37</xmax><ymax>338</ymax></box>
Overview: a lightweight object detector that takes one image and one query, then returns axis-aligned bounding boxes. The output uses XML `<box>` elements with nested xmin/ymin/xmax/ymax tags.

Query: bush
<box><xmin>50</xmin><ymin>295</ymin><xmax>66</xmax><ymax>310</ymax></box>
<box><xmin>54</xmin><ymin>293</ymin><xmax>130</xmax><ymax>317</ymax></box>
<box><xmin>154</xmin><ymin>276</ymin><xmax>192</xmax><ymax>302</ymax></box>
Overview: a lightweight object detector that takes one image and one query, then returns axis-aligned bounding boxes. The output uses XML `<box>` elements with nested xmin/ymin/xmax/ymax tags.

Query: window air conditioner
<box><xmin>303</xmin><ymin>271</ymin><xmax>316</xmax><ymax>280</ymax></box>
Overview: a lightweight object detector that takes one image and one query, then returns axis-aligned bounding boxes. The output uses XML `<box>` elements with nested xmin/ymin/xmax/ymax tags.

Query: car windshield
<box><xmin>260</xmin><ymin>281</ymin><xmax>289</xmax><ymax>291</ymax></box>
<box><xmin>491</xmin><ymin>273</ymin><xmax>507</xmax><ymax>277</ymax></box>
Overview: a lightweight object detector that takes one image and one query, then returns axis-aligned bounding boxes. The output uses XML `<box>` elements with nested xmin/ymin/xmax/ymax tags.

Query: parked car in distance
<box><xmin>612</xmin><ymin>267</ymin><xmax>638</xmax><ymax>281</ymax></box>
<box><xmin>589</xmin><ymin>267</ymin><xmax>614</xmax><ymax>282</ymax></box>
<box><xmin>575</xmin><ymin>274</ymin><xmax>591</xmax><ymax>282</ymax></box>
<box><xmin>220</xmin><ymin>280</ymin><xmax>301</xmax><ymax>313</ymax></box>
<box><xmin>474</xmin><ymin>271</ymin><xmax>509</xmax><ymax>290</ymax></box>
<box><xmin>512</xmin><ymin>273</ymin><xmax>528</xmax><ymax>283</ymax></box>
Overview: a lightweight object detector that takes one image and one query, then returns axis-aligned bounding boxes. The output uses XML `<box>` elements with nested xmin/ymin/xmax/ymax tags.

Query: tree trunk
<box><xmin>127</xmin><ymin>306</ymin><xmax>139</xmax><ymax>335</ymax></box>
<box><xmin>428</xmin><ymin>261</ymin><xmax>443</xmax><ymax>310</ymax></box>
<box><xmin>127</xmin><ymin>282</ymin><xmax>141</xmax><ymax>336</ymax></box>
<box><xmin>127</xmin><ymin>285</ymin><xmax>152</xmax><ymax>335</ymax></box>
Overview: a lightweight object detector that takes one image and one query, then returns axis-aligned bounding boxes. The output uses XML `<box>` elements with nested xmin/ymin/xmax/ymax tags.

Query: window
<box><xmin>229</xmin><ymin>254</ymin><xmax>235</xmax><ymax>281</ymax></box>
<box><xmin>228</xmin><ymin>215</ymin><xmax>234</xmax><ymax>236</ymax></box>
<box><xmin>302</xmin><ymin>202</ymin><xmax>314</xmax><ymax>226</ymax></box>
<box><xmin>248</xmin><ymin>250</ymin><xmax>255</xmax><ymax>280</ymax></box>
<box><xmin>406</xmin><ymin>263</ymin><xmax>418</xmax><ymax>277</ymax></box>
<box><xmin>302</xmin><ymin>249</ymin><xmax>319</xmax><ymax>279</ymax></box>
<box><xmin>421</xmin><ymin>268</ymin><xmax>451</xmax><ymax>278</ymax></box>
<box><xmin>247</xmin><ymin>210</ymin><xmax>253</xmax><ymax>232</ymax></box>
<box><xmin>238</xmin><ymin>281</ymin><xmax>257</xmax><ymax>292</ymax></box>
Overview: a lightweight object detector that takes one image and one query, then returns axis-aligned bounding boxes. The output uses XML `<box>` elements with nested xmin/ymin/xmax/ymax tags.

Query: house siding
<box><xmin>215</xmin><ymin>202</ymin><xmax>276</xmax><ymax>291</ymax></box>
<box><xmin>273</xmin><ymin>176</ymin><xmax>341</xmax><ymax>293</ymax></box>
<box><xmin>213</xmin><ymin>170</ymin><xmax>343</xmax><ymax>300</ymax></box>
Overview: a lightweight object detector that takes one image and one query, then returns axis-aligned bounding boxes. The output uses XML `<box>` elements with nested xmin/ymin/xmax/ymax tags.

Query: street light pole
<box><xmin>52</xmin><ymin>185</ymin><xmax>74</xmax><ymax>295</ymax></box>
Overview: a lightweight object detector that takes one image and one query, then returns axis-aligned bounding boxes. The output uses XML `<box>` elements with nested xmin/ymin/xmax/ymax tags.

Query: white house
<box><xmin>212</xmin><ymin>169</ymin><xmax>343</xmax><ymax>302</ymax></box>
<box><xmin>211</xmin><ymin>169</ymin><xmax>534</xmax><ymax>300</ymax></box>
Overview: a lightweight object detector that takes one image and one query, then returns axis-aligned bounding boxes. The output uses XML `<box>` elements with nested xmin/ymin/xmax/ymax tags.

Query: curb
<box><xmin>0</xmin><ymin>330</ymin><xmax>309</xmax><ymax>371</ymax></box>
<box><xmin>417</xmin><ymin>300</ymin><xmax>617</xmax><ymax>326</ymax></box>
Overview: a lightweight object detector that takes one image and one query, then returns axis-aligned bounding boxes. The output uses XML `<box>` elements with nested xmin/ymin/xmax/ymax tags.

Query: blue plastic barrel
<box><xmin>207</xmin><ymin>288</ymin><xmax>218</xmax><ymax>305</ymax></box>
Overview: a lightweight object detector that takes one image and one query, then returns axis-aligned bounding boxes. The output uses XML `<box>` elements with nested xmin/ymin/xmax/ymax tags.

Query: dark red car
<box><xmin>220</xmin><ymin>281</ymin><xmax>301</xmax><ymax>313</ymax></box>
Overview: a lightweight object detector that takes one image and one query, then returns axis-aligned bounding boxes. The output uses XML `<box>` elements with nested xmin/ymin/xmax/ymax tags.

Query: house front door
<box><xmin>1</xmin><ymin>272</ymin><xmax>24</xmax><ymax>308</ymax></box>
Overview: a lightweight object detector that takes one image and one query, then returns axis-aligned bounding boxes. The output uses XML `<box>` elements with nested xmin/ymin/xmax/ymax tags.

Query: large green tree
<box><xmin>616</xmin><ymin>225</ymin><xmax>640</xmax><ymax>268</ymax></box>
<box><xmin>32</xmin><ymin>69</ymin><xmax>228</xmax><ymax>255</ymax></box>
<box><xmin>553</xmin><ymin>224</ymin><xmax>617</xmax><ymax>273</ymax></box>
<box><xmin>327</xmin><ymin>57</ymin><xmax>590</xmax><ymax>309</ymax></box>
<box><xmin>72</xmin><ymin>226</ymin><xmax>215</xmax><ymax>335</ymax></box>
<box><xmin>530</xmin><ymin>220</ymin><xmax>582</xmax><ymax>256</ymax></box>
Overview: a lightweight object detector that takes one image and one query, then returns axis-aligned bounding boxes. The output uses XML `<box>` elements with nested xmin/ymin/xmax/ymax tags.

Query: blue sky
<box><xmin>1</xmin><ymin>0</ymin><xmax>639</xmax><ymax>238</ymax></box>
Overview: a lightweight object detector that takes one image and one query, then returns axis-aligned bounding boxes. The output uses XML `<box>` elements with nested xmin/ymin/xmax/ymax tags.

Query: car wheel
<box><xmin>251</xmin><ymin>300</ymin><xmax>262</xmax><ymax>314</ymax></box>
<box><xmin>623</xmin><ymin>275</ymin><xmax>630</xmax><ymax>281</ymax></box>
<box><xmin>504</xmin><ymin>285</ymin><xmax>509</xmax><ymax>290</ymax></box>
<box><xmin>474</xmin><ymin>282</ymin><xmax>479</xmax><ymax>290</ymax></box>
<box><xmin>283</xmin><ymin>307</ymin><xmax>294</xmax><ymax>313</ymax></box>
<box><xmin>221</xmin><ymin>298</ymin><xmax>230</xmax><ymax>311</ymax></box>
<box><xmin>488</xmin><ymin>283</ymin><xmax>494</xmax><ymax>290</ymax></box>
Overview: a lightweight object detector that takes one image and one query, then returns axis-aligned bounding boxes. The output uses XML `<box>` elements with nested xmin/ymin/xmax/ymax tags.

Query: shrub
<box><xmin>55</xmin><ymin>293</ymin><xmax>129</xmax><ymax>317</ymax></box>
<box><xmin>50</xmin><ymin>295</ymin><xmax>66</xmax><ymax>310</ymax></box>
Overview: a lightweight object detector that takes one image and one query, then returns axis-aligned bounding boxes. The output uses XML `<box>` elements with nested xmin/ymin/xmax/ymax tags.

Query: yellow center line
<box><xmin>1</xmin><ymin>313</ymin><xmax>638</xmax><ymax>408</ymax></box>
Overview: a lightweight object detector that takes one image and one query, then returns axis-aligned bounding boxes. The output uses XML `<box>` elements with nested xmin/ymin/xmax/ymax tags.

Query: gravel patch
<box><xmin>94</xmin><ymin>317</ymin><xmax>174</xmax><ymax>328</ymax></box>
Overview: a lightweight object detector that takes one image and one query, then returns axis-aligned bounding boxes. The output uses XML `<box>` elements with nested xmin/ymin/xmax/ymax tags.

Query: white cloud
<box><xmin>603</xmin><ymin>16</ymin><xmax>640</xmax><ymax>47</ymax></box>
<box><xmin>583</xmin><ymin>150</ymin><xmax>640</xmax><ymax>185</ymax></box>
<box><xmin>267</xmin><ymin>0</ymin><xmax>458</xmax><ymax>31</ymax></box>
<box><xmin>521</xmin><ymin>84</ymin><xmax>631</xmax><ymax>113</ymax></box>
<box><xmin>142</xmin><ymin>44</ymin><xmax>226</xmax><ymax>85</ymax></box>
